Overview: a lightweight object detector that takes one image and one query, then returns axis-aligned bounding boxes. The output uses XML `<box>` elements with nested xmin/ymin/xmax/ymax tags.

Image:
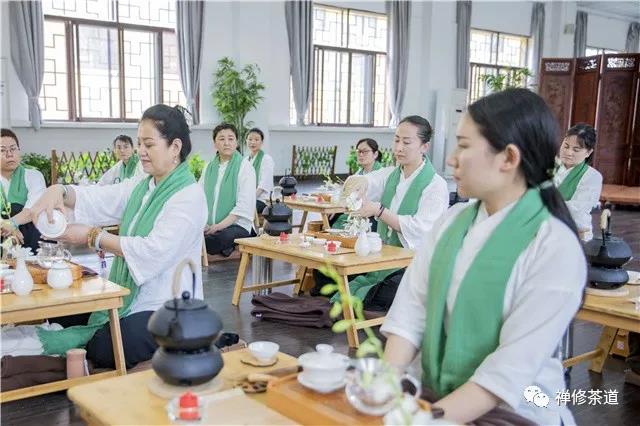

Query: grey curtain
<box><xmin>176</xmin><ymin>0</ymin><xmax>204</xmax><ymax>124</ymax></box>
<box><xmin>530</xmin><ymin>2</ymin><xmax>545</xmax><ymax>85</ymax></box>
<box><xmin>386</xmin><ymin>1</ymin><xmax>410</xmax><ymax>127</ymax></box>
<box><xmin>574</xmin><ymin>11</ymin><xmax>587</xmax><ymax>57</ymax></box>
<box><xmin>285</xmin><ymin>0</ymin><xmax>313</xmax><ymax>126</ymax></box>
<box><xmin>626</xmin><ymin>22</ymin><xmax>640</xmax><ymax>53</ymax></box>
<box><xmin>9</xmin><ymin>1</ymin><xmax>44</xmax><ymax>129</ymax></box>
<box><xmin>455</xmin><ymin>1</ymin><xmax>472</xmax><ymax>89</ymax></box>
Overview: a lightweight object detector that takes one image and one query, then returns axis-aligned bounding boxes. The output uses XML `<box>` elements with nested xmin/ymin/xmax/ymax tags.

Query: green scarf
<box><xmin>557</xmin><ymin>162</ymin><xmax>588</xmax><ymax>200</ymax></box>
<box><xmin>203</xmin><ymin>151</ymin><xmax>242</xmax><ymax>225</ymax></box>
<box><xmin>250</xmin><ymin>150</ymin><xmax>265</xmax><ymax>185</ymax></box>
<box><xmin>331</xmin><ymin>160</ymin><xmax>436</xmax><ymax>302</ymax></box>
<box><xmin>332</xmin><ymin>162</ymin><xmax>384</xmax><ymax>230</ymax></box>
<box><xmin>1</xmin><ymin>165</ymin><xmax>28</xmax><ymax>212</ymax></box>
<box><xmin>37</xmin><ymin>162</ymin><xmax>195</xmax><ymax>355</ymax></box>
<box><xmin>355</xmin><ymin>161</ymin><xmax>383</xmax><ymax>176</ymax></box>
<box><xmin>118</xmin><ymin>154</ymin><xmax>140</xmax><ymax>181</ymax></box>
<box><xmin>422</xmin><ymin>189</ymin><xmax>550</xmax><ymax>397</ymax></box>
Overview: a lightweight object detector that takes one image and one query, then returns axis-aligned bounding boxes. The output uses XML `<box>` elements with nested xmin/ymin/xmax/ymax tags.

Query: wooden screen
<box><xmin>571</xmin><ymin>56</ymin><xmax>601</xmax><ymax>126</ymax></box>
<box><xmin>627</xmin><ymin>68</ymin><xmax>640</xmax><ymax>186</ymax></box>
<box><xmin>594</xmin><ymin>54</ymin><xmax>639</xmax><ymax>185</ymax></box>
<box><xmin>539</xmin><ymin>58</ymin><xmax>575</xmax><ymax>132</ymax></box>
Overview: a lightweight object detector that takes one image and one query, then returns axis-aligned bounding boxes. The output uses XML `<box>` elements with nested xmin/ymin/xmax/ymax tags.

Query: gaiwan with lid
<box><xmin>297</xmin><ymin>344</ymin><xmax>350</xmax><ymax>385</ymax></box>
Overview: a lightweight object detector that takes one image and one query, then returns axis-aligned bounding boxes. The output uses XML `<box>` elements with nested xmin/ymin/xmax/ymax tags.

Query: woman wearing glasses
<box><xmin>0</xmin><ymin>128</ymin><xmax>46</xmax><ymax>252</ymax></box>
<box><xmin>98</xmin><ymin>135</ymin><xmax>145</xmax><ymax>185</ymax></box>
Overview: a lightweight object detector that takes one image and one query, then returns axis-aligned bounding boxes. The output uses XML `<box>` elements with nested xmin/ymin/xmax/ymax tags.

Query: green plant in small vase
<box><xmin>319</xmin><ymin>266</ymin><xmax>422</xmax><ymax>425</ymax></box>
<box><xmin>211</xmin><ymin>57</ymin><xmax>265</xmax><ymax>154</ymax></box>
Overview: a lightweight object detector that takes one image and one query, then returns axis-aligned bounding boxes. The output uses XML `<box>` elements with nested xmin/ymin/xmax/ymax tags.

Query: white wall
<box><xmin>1</xmin><ymin>1</ymin><xmax>635</xmax><ymax>176</ymax></box>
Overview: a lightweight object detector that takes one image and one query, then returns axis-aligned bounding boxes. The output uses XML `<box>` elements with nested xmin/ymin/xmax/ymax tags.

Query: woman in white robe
<box><xmin>554</xmin><ymin>123</ymin><xmax>603</xmax><ymax>241</ymax></box>
<box><xmin>245</xmin><ymin>128</ymin><xmax>274</xmax><ymax>215</ymax></box>
<box><xmin>30</xmin><ymin>105</ymin><xmax>207</xmax><ymax>368</ymax></box>
<box><xmin>98</xmin><ymin>134</ymin><xmax>146</xmax><ymax>185</ymax></box>
<box><xmin>0</xmin><ymin>128</ymin><xmax>47</xmax><ymax>253</ymax></box>
<box><xmin>313</xmin><ymin>116</ymin><xmax>449</xmax><ymax>311</ymax></box>
<box><xmin>200</xmin><ymin>124</ymin><xmax>256</xmax><ymax>257</ymax></box>
<box><xmin>382</xmin><ymin>89</ymin><xmax>586</xmax><ymax>425</ymax></box>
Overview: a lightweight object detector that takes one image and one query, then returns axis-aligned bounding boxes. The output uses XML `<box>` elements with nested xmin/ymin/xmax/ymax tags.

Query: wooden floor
<box><xmin>2</xmin><ymin>199</ymin><xmax>639</xmax><ymax>425</ymax></box>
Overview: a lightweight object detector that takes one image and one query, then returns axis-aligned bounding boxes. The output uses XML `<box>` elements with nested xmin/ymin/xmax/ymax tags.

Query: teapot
<box><xmin>262</xmin><ymin>187</ymin><xmax>293</xmax><ymax>236</ymax></box>
<box><xmin>147</xmin><ymin>259</ymin><xmax>224</xmax><ymax>386</ymax></box>
<box><xmin>47</xmin><ymin>260</ymin><xmax>73</xmax><ymax>289</ymax></box>
<box><xmin>37</xmin><ymin>242</ymin><xmax>71</xmax><ymax>269</ymax></box>
<box><xmin>346</xmin><ymin>358</ymin><xmax>421</xmax><ymax>416</ymax></box>
<box><xmin>583</xmin><ymin>209</ymin><xmax>632</xmax><ymax>267</ymax></box>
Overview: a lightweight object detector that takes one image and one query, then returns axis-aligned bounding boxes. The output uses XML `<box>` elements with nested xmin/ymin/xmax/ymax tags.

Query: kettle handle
<box><xmin>600</xmin><ymin>209</ymin><xmax>611</xmax><ymax>232</ymax></box>
<box><xmin>171</xmin><ymin>258</ymin><xmax>197</xmax><ymax>298</ymax></box>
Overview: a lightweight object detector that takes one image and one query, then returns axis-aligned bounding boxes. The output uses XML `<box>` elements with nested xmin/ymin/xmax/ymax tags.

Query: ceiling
<box><xmin>577</xmin><ymin>1</ymin><xmax>640</xmax><ymax>21</ymax></box>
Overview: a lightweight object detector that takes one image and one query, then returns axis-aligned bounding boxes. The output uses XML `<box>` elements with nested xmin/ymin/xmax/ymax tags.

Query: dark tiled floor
<box><xmin>2</xmin><ymin>187</ymin><xmax>640</xmax><ymax>425</ymax></box>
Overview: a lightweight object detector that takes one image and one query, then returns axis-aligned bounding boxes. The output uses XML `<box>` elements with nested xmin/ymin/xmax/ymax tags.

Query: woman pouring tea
<box><xmin>29</xmin><ymin>105</ymin><xmax>207</xmax><ymax>368</ymax></box>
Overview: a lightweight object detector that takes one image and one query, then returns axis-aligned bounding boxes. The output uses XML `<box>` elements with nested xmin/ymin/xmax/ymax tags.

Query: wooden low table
<box><xmin>284</xmin><ymin>197</ymin><xmax>347</xmax><ymax>231</ymax></box>
<box><xmin>599</xmin><ymin>184</ymin><xmax>640</xmax><ymax>206</ymax></box>
<box><xmin>67</xmin><ymin>349</ymin><xmax>298</xmax><ymax>425</ymax></box>
<box><xmin>0</xmin><ymin>277</ymin><xmax>130</xmax><ymax>402</ymax></box>
<box><xmin>563</xmin><ymin>285</ymin><xmax>640</xmax><ymax>372</ymax></box>
<box><xmin>233</xmin><ymin>234</ymin><xmax>415</xmax><ymax>347</ymax></box>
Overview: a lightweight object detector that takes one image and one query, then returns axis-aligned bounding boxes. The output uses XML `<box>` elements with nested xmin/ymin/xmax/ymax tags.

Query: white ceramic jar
<box><xmin>47</xmin><ymin>261</ymin><xmax>73</xmax><ymax>289</ymax></box>
<box><xmin>367</xmin><ymin>232</ymin><xmax>382</xmax><ymax>253</ymax></box>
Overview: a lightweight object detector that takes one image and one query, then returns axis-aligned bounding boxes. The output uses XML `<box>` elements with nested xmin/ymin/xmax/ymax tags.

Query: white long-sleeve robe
<box><xmin>381</xmin><ymin>200</ymin><xmax>586</xmax><ymax>425</ymax></box>
<box><xmin>73</xmin><ymin>177</ymin><xmax>207</xmax><ymax>314</ymax></box>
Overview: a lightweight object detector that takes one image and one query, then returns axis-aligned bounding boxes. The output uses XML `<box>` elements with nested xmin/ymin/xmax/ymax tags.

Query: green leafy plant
<box><xmin>22</xmin><ymin>153</ymin><xmax>52</xmax><ymax>186</ymax></box>
<box><xmin>188</xmin><ymin>153</ymin><xmax>206</xmax><ymax>181</ymax></box>
<box><xmin>211</xmin><ymin>57</ymin><xmax>265</xmax><ymax>153</ymax></box>
<box><xmin>480</xmin><ymin>68</ymin><xmax>533</xmax><ymax>93</ymax></box>
<box><xmin>320</xmin><ymin>265</ymin><xmax>413</xmax><ymax>424</ymax></box>
<box><xmin>347</xmin><ymin>147</ymin><xmax>359</xmax><ymax>174</ymax></box>
<box><xmin>57</xmin><ymin>151</ymin><xmax>117</xmax><ymax>184</ymax></box>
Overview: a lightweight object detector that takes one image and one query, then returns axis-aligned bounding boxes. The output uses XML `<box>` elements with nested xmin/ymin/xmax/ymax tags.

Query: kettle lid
<box><xmin>163</xmin><ymin>291</ymin><xmax>207</xmax><ymax>311</ymax></box>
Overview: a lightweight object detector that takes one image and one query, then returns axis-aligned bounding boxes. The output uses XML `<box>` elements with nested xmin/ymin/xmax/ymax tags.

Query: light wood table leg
<box><xmin>293</xmin><ymin>266</ymin><xmax>307</xmax><ymax>295</ymax></box>
<box><xmin>108</xmin><ymin>308</ymin><xmax>127</xmax><ymax>376</ymax></box>
<box><xmin>232</xmin><ymin>252</ymin><xmax>251</xmax><ymax>306</ymax></box>
<box><xmin>297</xmin><ymin>211</ymin><xmax>308</xmax><ymax>232</ymax></box>
<box><xmin>589</xmin><ymin>326</ymin><xmax>619</xmax><ymax>373</ymax></box>
<box><xmin>340</xmin><ymin>274</ymin><xmax>359</xmax><ymax>348</ymax></box>
<box><xmin>321</xmin><ymin>214</ymin><xmax>331</xmax><ymax>230</ymax></box>
<box><xmin>201</xmin><ymin>240</ymin><xmax>209</xmax><ymax>267</ymax></box>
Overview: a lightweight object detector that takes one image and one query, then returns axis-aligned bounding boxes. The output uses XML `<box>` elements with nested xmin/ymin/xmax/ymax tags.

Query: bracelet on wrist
<box><xmin>61</xmin><ymin>185</ymin><xmax>69</xmax><ymax>199</ymax></box>
<box><xmin>94</xmin><ymin>230</ymin><xmax>105</xmax><ymax>251</ymax></box>
<box><xmin>376</xmin><ymin>204</ymin><xmax>386</xmax><ymax>219</ymax></box>
<box><xmin>9</xmin><ymin>218</ymin><xmax>19</xmax><ymax>229</ymax></box>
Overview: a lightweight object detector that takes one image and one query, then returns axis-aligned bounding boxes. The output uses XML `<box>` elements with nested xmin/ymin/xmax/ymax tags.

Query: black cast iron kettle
<box><xmin>147</xmin><ymin>259</ymin><xmax>224</xmax><ymax>386</ymax></box>
<box><xmin>585</xmin><ymin>209</ymin><xmax>632</xmax><ymax>290</ymax></box>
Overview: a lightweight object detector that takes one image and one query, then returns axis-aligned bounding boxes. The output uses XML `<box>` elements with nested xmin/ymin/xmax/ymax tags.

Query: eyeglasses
<box><xmin>0</xmin><ymin>146</ymin><xmax>19</xmax><ymax>155</ymax></box>
<box><xmin>357</xmin><ymin>149</ymin><xmax>373</xmax><ymax>155</ymax></box>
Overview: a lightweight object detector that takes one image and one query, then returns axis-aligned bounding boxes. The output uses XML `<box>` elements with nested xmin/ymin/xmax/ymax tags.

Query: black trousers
<box><xmin>256</xmin><ymin>200</ymin><xmax>267</xmax><ymax>216</ymax></box>
<box><xmin>205</xmin><ymin>224</ymin><xmax>251</xmax><ymax>256</ymax></box>
<box><xmin>51</xmin><ymin>311</ymin><xmax>157</xmax><ymax>369</ymax></box>
<box><xmin>2</xmin><ymin>203</ymin><xmax>42</xmax><ymax>254</ymax></box>
<box><xmin>311</xmin><ymin>268</ymin><xmax>405</xmax><ymax>312</ymax></box>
